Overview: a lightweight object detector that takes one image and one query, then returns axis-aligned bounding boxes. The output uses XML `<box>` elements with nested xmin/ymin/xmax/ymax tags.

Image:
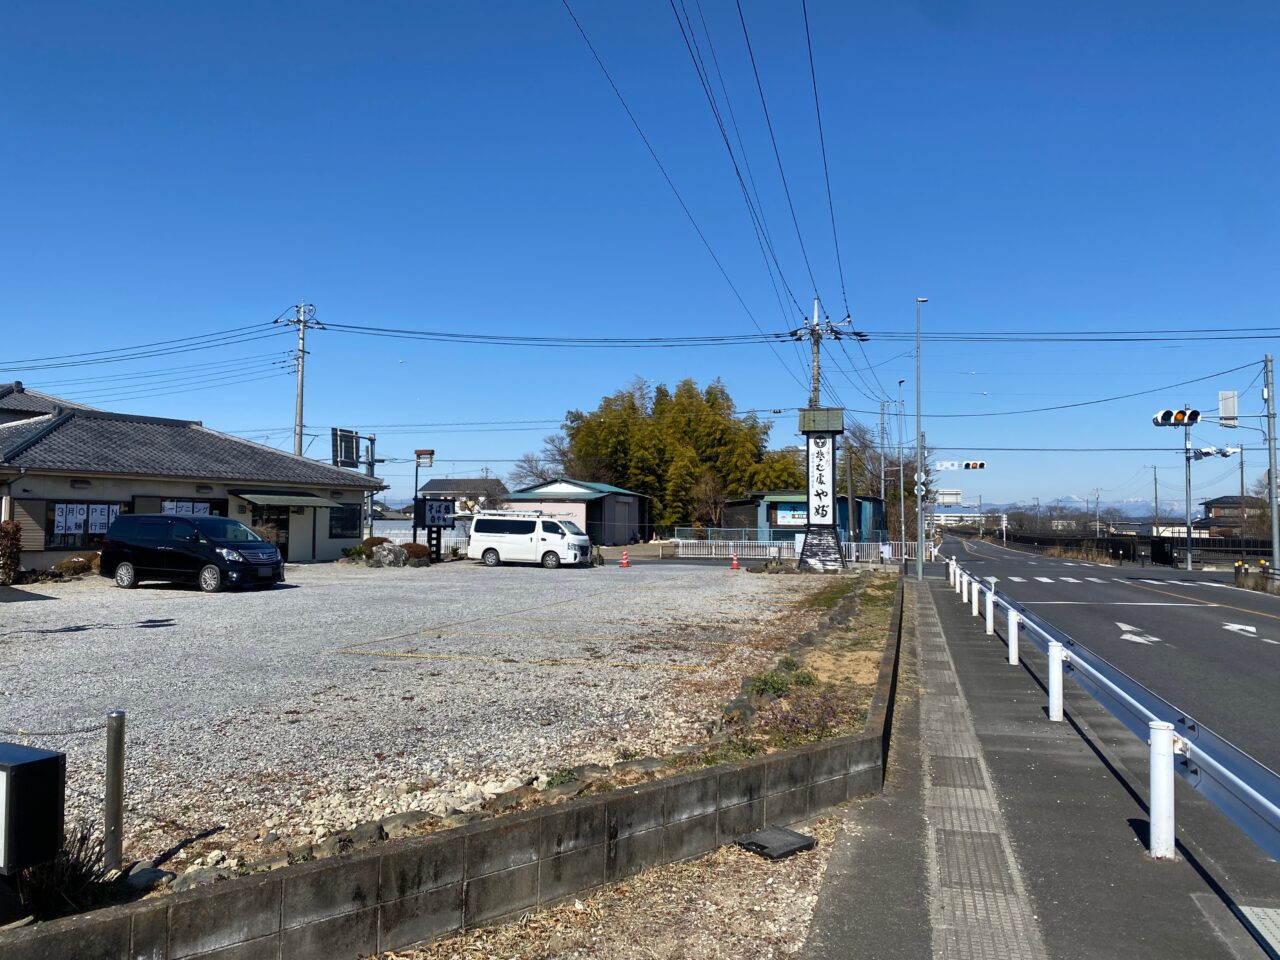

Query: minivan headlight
<box><xmin>217</xmin><ymin>547</ymin><xmax>245</xmax><ymax>563</ymax></box>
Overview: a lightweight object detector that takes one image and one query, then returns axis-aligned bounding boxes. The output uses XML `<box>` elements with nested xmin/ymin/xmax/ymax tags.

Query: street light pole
<box><xmin>915</xmin><ymin>298</ymin><xmax>927</xmax><ymax>581</ymax></box>
<box><xmin>1267</xmin><ymin>354</ymin><xmax>1279</xmax><ymax>569</ymax></box>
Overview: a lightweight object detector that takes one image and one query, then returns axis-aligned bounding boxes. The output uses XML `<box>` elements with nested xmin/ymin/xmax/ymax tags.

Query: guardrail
<box><xmin>945</xmin><ymin>556</ymin><xmax>1280</xmax><ymax>863</ymax></box>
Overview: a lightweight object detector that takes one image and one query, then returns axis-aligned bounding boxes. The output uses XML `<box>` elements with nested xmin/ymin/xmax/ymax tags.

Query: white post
<box><xmin>961</xmin><ymin>573</ymin><xmax>968</xmax><ymax>601</ymax></box>
<box><xmin>1007</xmin><ymin>608</ymin><xmax>1019</xmax><ymax>665</ymax></box>
<box><xmin>955</xmin><ymin>569</ymin><xmax>963</xmax><ymax>595</ymax></box>
<box><xmin>1148</xmin><ymin>721</ymin><xmax>1177</xmax><ymax>859</ymax></box>
<box><xmin>971</xmin><ymin>581</ymin><xmax>981</xmax><ymax>617</ymax></box>
<box><xmin>985</xmin><ymin>578</ymin><xmax>996</xmax><ymax>634</ymax></box>
<box><xmin>1048</xmin><ymin>641</ymin><xmax>1064</xmax><ymax>721</ymax></box>
<box><xmin>948</xmin><ymin>559</ymin><xmax>955</xmax><ymax>586</ymax></box>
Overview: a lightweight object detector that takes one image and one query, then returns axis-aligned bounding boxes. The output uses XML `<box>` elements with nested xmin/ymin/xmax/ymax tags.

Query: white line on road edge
<box><xmin>1022</xmin><ymin>601</ymin><xmax>1205</xmax><ymax>606</ymax></box>
<box><xmin>1035</xmin><ymin>577</ymin><xmax>1053</xmax><ymax>583</ymax></box>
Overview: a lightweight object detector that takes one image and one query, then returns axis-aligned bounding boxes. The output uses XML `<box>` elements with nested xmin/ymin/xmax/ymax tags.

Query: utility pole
<box><xmin>844</xmin><ymin>431</ymin><xmax>854</xmax><ymax>544</ymax></box>
<box><xmin>1153</xmin><ymin>466</ymin><xmax>1159</xmax><ymax>534</ymax></box>
<box><xmin>878</xmin><ymin>401</ymin><xmax>887</xmax><ymax>501</ymax></box>
<box><xmin>1033</xmin><ymin>496</ymin><xmax>1040</xmax><ymax>531</ymax></box>
<box><xmin>1184</xmin><ymin>405</ymin><xmax>1193</xmax><ymax>572</ymax></box>
<box><xmin>915</xmin><ymin>298</ymin><xmax>927</xmax><ymax>581</ymax></box>
<box><xmin>978</xmin><ymin>493</ymin><xmax>984</xmax><ymax>539</ymax></box>
<box><xmin>794</xmin><ymin>298</ymin><xmax>865</xmax><ymax>408</ymax></box>
<box><xmin>897</xmin><ymin>381</ymin><xmax>906</xmax><ymax>555</ymax></box>
<box><xmin>1092</xmin><ymin>487</ymin><xmax>1102</xmax><ymax>538</ymax></box>
<box><xmin>274</xmin><ymin>301</ymin><xmax>322</xmax><ymax>456</ymax></box>
<box><xmin>1266</xmin><ymin>354</ymin><xmax>1279</xmax><ymax>569</ymax></box>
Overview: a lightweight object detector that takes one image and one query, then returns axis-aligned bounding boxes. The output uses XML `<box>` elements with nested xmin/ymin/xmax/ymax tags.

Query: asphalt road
<box><xmin>939</xmin><ymin>535</ymin><xmax>1280</xmax><ymax>774</ymax></box>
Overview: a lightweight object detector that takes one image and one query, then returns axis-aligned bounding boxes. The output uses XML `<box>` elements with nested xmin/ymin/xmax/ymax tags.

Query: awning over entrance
<box><xmin>229</xmin><ymin>490</ymin><xmax>342</xmax><ymax>509</ymax></box>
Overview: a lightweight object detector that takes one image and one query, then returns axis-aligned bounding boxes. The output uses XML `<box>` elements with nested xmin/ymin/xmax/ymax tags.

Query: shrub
<box><xmin>341</xmin><ymin>546</ymin><xmax>365</xmax><ymax>559</ymax></box>
<box><xmin>757</xmin><ymin>688</ymin><xmax>862</xmax><ymax>747</ymax></box>
<box><xmin>0</xmin><ymin>519</ymin><xmax>20</xmax><ymax>585</ymax></box>
<box><xmin>749</xmin><ymin>670</ymin><xmax>793</xmax><ymax>698</ymax></box>
<box><xmin>17</xmin><ymin>819</ymin><xmax>106</xmax><ymax>919</ymax></box>
<box><xmin>401</xmin><ymin>542</ymin><xmax>431</xmax><ymax>560</ymax></box>
<box><xmin>52</xmin><ymin>554</ymin><xmax>98</xmax><ymax>577</ymax></box>
<box><xmin>362</xmin><ymin>536</ymin><xmax>390</xmax><ymax>551</ymax></box>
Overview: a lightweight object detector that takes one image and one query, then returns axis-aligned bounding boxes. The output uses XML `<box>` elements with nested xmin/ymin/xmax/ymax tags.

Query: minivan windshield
<box><xmin>191</xmin><ymin>517</ymin><xmax>264</xmax><ymax>542</ymax></box>
<box><xmin>561</xmin><ymin>521</ymin><xmax>585</xmax><ymax>536</ymax></box>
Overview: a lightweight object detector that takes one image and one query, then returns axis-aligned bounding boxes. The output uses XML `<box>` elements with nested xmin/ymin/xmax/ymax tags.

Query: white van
<box><xmin>467</xmin><ymin>510</ymin><xmax>592</xmax><ymax>568</ymax></box>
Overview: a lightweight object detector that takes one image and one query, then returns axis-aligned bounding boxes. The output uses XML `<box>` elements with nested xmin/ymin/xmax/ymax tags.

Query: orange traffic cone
<box><xmin>620</xmin><ymin>550</ymin><xmax>630</xmax><ymax>568</ymax></box>
<box><xmin>731</xmin><ymin>552</ymin><xmax>739</xmax><ymax>571</ymax></box>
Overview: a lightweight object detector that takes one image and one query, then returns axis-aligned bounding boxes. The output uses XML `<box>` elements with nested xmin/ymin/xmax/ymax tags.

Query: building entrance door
<box><xmin>251</xmin><ymin>505</ymin><xmax>291</xmax><ymax>561</ymax></box>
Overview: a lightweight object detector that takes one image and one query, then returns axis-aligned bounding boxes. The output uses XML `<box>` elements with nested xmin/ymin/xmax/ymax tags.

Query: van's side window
<box><xmin>171</xmin><ymin>521</ymin><xmax>199</xmax><ymax>541</ymax></box>
<box><xmin>475</xmin><ymin>518</ymin><xmax>537</xmax><ymax>535</ymax></box>
<box><xmin>541</xmin><ymin>521</ymin><xmax>563</xmax><ymax>535</ymax></box>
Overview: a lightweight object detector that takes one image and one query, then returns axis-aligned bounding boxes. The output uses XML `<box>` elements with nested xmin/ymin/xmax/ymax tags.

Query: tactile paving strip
<box><xmin>1240</xmin><ymin>906</ymin><xmax>1280</xmax><ymax>951</ymax></box>
<box><xmin>913</xmin><ymin>582</ymin><xmax>1049</xmax><ymax>960</ymax></box>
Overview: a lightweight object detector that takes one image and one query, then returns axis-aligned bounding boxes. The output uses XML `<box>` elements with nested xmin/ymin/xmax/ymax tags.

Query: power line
<box><xmin>321</xmin><ymin>321</ymin><xmax>790</xmax><ymax>348</ymax></box>
<box><xmin>1</xmin><ymin>323</ymin><xmax>275</xmax><ymax>367</ymax></box>
<box><xmin>734</xmin><ymin>0</ymin><xmax>820</xmax><ymax>299</ymax></box>
<box><xmin>863</xmin><ymin>327</ymin><xmax>1280</xmax><ymax>343</ymax></box>
<box><xmin>559</xmin><ymin>0</ymin><xmax>806</xmax><ymax>390</ymax></box>
<box><xmin>0</xmin><ymin>328</ymin><xmax>292</xmax><ymax>374</ymax></box>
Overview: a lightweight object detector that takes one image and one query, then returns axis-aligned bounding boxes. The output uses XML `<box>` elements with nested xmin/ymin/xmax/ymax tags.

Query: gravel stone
<box><xmin>1</xmin><ymin>560</ymin><xmax>811</xmax><ymax>862</ymax></box>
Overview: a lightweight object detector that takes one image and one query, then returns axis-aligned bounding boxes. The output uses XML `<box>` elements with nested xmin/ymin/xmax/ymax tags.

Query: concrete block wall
<box><xmin>2</xmin><ymin>583</ymin><xmax>904</xmax><ymax>960</ymax></box>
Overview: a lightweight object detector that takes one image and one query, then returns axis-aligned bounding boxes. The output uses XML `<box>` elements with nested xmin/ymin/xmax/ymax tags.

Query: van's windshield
<box><xmin>191</xmin><ymin>517</ymin><xmax>265</xmax><ymax>542</ymax></box>
<box><xmin>562</xmin><ymin>521</ymin><xmax>585</xmax><ymax>536</ymax></box>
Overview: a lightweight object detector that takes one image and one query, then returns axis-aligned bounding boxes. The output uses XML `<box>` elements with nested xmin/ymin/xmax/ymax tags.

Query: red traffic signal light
<box><xmin>962</xmin><ymin>461</ymin><xmax>986</xmax><ymax>470</ymax></box>
<box><xmin>1153</xmin><ymin>409</ymin><xmax>1200</xmax><ymax>427</ymax></box>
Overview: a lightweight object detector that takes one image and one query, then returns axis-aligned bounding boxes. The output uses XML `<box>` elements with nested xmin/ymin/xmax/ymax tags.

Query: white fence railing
<box><xmin>376</xmin><ymin>532</ymin><xmax>468</xmax><ymax>554</ymax></box>
<box><xmin>674</xmin><ymin>539</ymin><xmax>918</xmax><ymax>561</ymax></box>
<box><xmin>947</xmin><ymin>557</ymin><xmax>1280</xmax><ymax>863</ymax></box>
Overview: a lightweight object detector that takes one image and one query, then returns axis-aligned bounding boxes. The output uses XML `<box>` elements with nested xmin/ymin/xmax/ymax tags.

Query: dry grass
<box><xmin>379</xmin><ymin>817</ymin><xmax>841</xmax><ymax>960</ymax></box>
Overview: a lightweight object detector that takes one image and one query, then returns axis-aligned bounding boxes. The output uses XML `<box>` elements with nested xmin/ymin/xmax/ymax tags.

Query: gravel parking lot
<box><xmin>0</xmin><ymin>560</ymin><xmax>812</xmax><ymax>864</ymax></box>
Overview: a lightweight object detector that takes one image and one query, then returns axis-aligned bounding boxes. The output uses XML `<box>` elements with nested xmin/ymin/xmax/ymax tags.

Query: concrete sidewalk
<box><xmin>805</xmin><ymin>576</ymin><xmax>1274</xmax><ymax>960</ymax></box>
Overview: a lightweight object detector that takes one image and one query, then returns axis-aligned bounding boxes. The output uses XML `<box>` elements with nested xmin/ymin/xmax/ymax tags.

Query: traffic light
<box><xmin>1152</xmin><ymin>409</ymin><xmax>1200</xmax><ymax>427</ymax></box>
<box><xmin>962</xmin><ymin>461</ymin><xmax>986</xmax><ymax>470</ymax></box>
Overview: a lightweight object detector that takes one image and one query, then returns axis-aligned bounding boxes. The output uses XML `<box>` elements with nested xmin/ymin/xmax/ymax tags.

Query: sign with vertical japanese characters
<box><xmin>807</xmin><ymin>433</ymin><xmax>837</xmax><ymax>527</ymax></box>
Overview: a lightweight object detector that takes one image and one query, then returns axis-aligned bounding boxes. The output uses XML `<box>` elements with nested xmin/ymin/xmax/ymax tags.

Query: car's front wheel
<box><xmin>541</xmin><ymin>551</ymin><xmax>561</xmax><ymax>569</ymax></box>
<box><xmin>482</xmin><ymin>549</ymin><xmax>500</xmax><ymax>567</ymax></box>
<box><xmin>114</xmin><ymin>562</ymin><xmax>138</xmax><ymax>589</ymax></box>
<box><xmin>198</xmin><ymin>564</ymin><xmax>224</xmax><ymax>593</ymax></box>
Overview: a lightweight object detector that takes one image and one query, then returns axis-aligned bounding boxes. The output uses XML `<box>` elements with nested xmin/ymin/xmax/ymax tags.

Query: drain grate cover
<box><xmin>736</xmin><ymin>826</ymin><xmax>817</xmax><ymax>861</ymax></box>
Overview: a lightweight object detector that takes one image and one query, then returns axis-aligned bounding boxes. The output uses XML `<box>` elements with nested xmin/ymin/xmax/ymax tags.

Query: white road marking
<box><xmin>1116</xmin><ymin>621</ymin><xmax>1162</xmax><ymax>645</ymax></box>
<box><xmin>1008</xmin><ymin>576</ymin><xmax>1026</xmax><ymax>582</ymax></box>
<box><xmin>1024</xmin><ymin>601</ymin><xmax>1203</xmax><ymax>606</ymax></box>
<box><xmin>1060</xmin><ymin>577</ymin><xmax>1081</xmax><ymax>583</ymax></box>
<box><xmin>1141</xmin><ymin>579</ymin><xmax>1164</xmax><ymax>584</ymax></box>
<box><xmin>1087</xmin><ymin>577</ymin><xmax>1106</xmax><ymax>583</ymax></box>
<box><xmin>1034</xmin><ymin>577</ymin><xmax>1053</xmax><ymax>582</ymax></box>
<box><xmin>1062</xmin><ymin>562</ymin><xmax>1077</xmax><ymax>566</ymax></box>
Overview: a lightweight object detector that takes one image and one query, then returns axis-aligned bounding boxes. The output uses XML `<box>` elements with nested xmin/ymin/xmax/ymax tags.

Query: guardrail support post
<box><xmin>1148</xmin><ymin>721</ymin><xmax>1177</xmax><ymax>860</ymax></box>
<box><xmin>105</xmin><ymin>710</ymin><xmax>125</xmax><ymax>873</ymax></box>
<box><xmin>955</xmin><ymin>570</ymin><xmax>963</xmax><ymax>596</ymax></box>
<box><xmin>985</xmin><ymin>579</ymin><xmax>996</xmax><ymax>634</ymax></box>
<box><xmin>960</xmin><ymin>573</ymin><xmax>968</xmax><ymax>601</ymax></box>
<box><xmin>949</xmin><ymin>559</ymin><xmax>956</xmax><ymax>586</ymax></box>
<box><xmin>1047</xmin><ymin>642</ymin><xmax>1064</xmax><ymax>721</ymax></box>
<box><xmin>971</xmin><ymin>581</ymin><xmax>981</xmax><ymax>617</ymax></box>
<box><xmin>1007</xmin><ymin>608</ymin><xmax>1019</xmax><ymax>665</ymax></box>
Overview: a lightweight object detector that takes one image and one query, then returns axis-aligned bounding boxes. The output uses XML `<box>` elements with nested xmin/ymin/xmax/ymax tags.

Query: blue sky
<box><xmin>2</xmin><ymin>1</ymin><xmax>1278</xmax><ymax>508</ymax></box>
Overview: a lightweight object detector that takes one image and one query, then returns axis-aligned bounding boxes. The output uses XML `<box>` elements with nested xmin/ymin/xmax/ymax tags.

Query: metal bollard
<box><xmin>971</xmin><ymin>581</ymin><xmax>981</xmax><ymax>617</ymax></box>
<box><xmin>984</xmin><ymin>579</ymin><xmax>996</xmax><ymax>634</ymax></box>
<box><xmin>1148</xmin><ymin>721</ymin><xmax>1177</xmax><ymax>860</ymax></box>
<box><xmin>1007</xmin><ymin>607</ymin><xmax>1019</xmax><ymax>665</ymax></box>
<box><xmin>105</xmin><ymin>710</ymin><xmax>126</xmax><ymax>873</ymax></box>
<box><xmin>1047</xmin><ymin>642</ymin><xmax>1064</xmax><ymax>721</ymax></box>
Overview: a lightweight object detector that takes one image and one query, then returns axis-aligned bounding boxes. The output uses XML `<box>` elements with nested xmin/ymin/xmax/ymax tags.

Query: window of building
<box><xmin>45</xmin><ymin>501</ymin><xmax>127</xmax><ymax>550</ymax></box>
<box><xmin>329</xmin><ymin>504</ymin><xmax>362</xmax><ymax>540</ymax></box>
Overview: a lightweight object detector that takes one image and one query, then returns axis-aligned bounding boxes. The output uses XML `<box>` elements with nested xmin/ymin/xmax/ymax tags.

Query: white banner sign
<box><xmin>806</xmin><ymin>433</ymin><xmax>836</xmax><ymax>526</ymax></box>
<box><xmin>935</xmin><ymin>460</ymin><xmax>960</xmax><ymax>471</ymax></box>
<box><xmin>88</xmin><ymin>504</ymin><xmax>110</xmax><ymax>534</ymax></box>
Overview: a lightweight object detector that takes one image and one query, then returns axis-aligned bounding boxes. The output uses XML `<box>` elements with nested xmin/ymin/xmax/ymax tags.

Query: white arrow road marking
<box><xmin>1115</xmin><ymin>621</ymin><xmax>1162</xmax><ymax>645</ymax></box>
<box><xmin>1223</xmin><ymin>622</ymin><xmax>1280</xmax><ymax>644</ymax></box>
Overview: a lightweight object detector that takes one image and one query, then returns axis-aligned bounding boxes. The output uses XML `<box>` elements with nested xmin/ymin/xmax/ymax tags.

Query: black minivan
<box><xmin>99</xmin><ymin>514</ymin><xmax>285</xmax><ymax>592</ymax></box>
